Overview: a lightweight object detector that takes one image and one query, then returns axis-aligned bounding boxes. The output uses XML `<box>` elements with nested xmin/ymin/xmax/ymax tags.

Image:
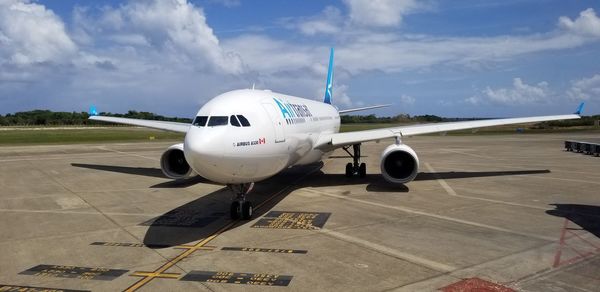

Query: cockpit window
<box><xmin>230</xmin><ymin>115</ymin><xmax>241</xmax><ymax>127</ymax></box>
<box><xmin>207</xmin><ymin>116</ymin><xmax>228</xmax><ymax>126</ymax></box>
<box><xmin>237</xmin><ymin>115</ymin><xmax>250</xmax><ymax>127</ymax></box>
<box><xmin>193</xmin><ymin>116</ymin><xmax>208</xmax><ymax>127</ymax></box>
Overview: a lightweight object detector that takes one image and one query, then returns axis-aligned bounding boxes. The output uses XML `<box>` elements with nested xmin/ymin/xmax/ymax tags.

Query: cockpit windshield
<box><xmin>207</xmin><ymin>116</ymin><xmax>228</xmax><ymax>126</ymax></box>
<box><xmin>230</xmin><ymin>115</ymin><xmax>241</xmax><ymax>127</ymax></box>
<box><xmin>237</xmin><ymin>115</ymin><xmax>250</xmax><ymax>127</ymax></box>
<box><xmin>192</xmin><ymin>115</ymin><xmax>250</xmax><ymax>127</ymax></box>
<box><xmin>193</xmin><ymin>116</ymin><xmax>208</xmax><ymax>127</ymax></box>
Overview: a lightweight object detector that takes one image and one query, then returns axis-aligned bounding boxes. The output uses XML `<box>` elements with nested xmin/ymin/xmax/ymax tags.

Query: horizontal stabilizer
<box><xmin>338</xmin><ymin>104</ymin><xmax>391</xmax><ymax>114</ymax></box>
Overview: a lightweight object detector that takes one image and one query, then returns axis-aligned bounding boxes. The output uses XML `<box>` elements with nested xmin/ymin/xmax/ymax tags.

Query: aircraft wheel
<box><xmin>359</xmin><ymin>163</ymin><xmax>366</xmax><ymax>178</ymax></box>
<box><xmin>242</xmin><ymin>201</ymin><xmax>253</xmax><ymax>220</ymax></box>
<box><xmin>230</xmin><ymin>201</ymin><xmax>241</xmax><ymax>220</ymax></box>
<box><xmin>345</xmin><ymin>163</ymin><xmax>353</xmax><ymax>177</ymax></box>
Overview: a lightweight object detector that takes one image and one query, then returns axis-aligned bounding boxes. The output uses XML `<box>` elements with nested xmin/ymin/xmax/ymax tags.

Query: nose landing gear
<box><xmin>343</xmin><ymin>144</ymin><xmax>366</xmax><ymax>178</ymax></box>
<box><xmin>228</xmin><ymin>183</ymin><xmax>254</xmax><ymax>220</ymax></box>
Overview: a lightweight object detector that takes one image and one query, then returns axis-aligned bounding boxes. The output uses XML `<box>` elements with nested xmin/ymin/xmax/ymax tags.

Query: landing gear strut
<box><xmin>228</xmin><ymin>183</ymin><xmax>254</xmax><ymax>220</ymax></box>
<box><xmin>343</xmin><ymin>144</ymin><xmax>366</xmax><ymax>178</ymax></box>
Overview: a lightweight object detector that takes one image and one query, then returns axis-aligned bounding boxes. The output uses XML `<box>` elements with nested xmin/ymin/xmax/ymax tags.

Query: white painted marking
<box><xmin>441</xmin><ymin>148</ymin><xmax>495</xmax><ymax>159</ymax></box>
<box><xmin>428</xmin><ymin>163</ymin><xmax>600</xmax><ymax>186</ymax></box>
<box><xmin>424</xmin><ymin>163</ymin><xmax>549</xmax><ymax>210</ymax></box>
<box><xmin>304</xmin><ymin>188</ymin><xmax>555</xmax><ymax>242</ymax></box>
<box><xmin>55</xmin><ymin>197</ymin><xmax>88</xmax><ymax>209</ymax></box>
<box><xmin>97</xmin><ymin>146</ymin><xmax>158</xmax><ymax>161</ymax></box>
<box><xmin>432</xmin><ymin>161</ymin><xmax>596</xmax><ymax>176</ymax></box>
<box><xmin>0</xmin><ymin>208</ymin><xmax>161</xmax><ymax>217</ymax></box>
<box><xmin>319</xmin><ymin>228</ymin><xmax>457</xmax><ymax>272</ymax></box>
<box><xmin>0</xmin><ymin>153</ymin><xmax>158</xmax><ymax>162</ymax></box>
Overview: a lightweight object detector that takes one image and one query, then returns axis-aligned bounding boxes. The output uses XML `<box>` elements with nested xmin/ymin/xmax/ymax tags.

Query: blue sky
<box><xmin>1</xmin><ymin>0</ymin><xmax>599</xmax><ymax>118</ymax></box>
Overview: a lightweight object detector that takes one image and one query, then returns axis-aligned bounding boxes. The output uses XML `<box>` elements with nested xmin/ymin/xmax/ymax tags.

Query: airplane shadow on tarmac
<box><xmin>546</xmin><ymin>204</ymin><xmax>600</xmax><ymax>239</ymax></box>
<box><xmin>71</xmin><ymin>162</ymin><xmax>552</xmax><ymax>248</ymax></box>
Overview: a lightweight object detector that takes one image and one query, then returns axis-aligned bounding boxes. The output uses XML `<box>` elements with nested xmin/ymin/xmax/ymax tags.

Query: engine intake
<box><xmin>160</xmin><ymin>143</ymin><xmax>194</xmax><ymax>179</ymax></box>
<box><xmin>380</xmin><ymin>144</ymin><xmax>419</xmax><ymax>184</ymax></box>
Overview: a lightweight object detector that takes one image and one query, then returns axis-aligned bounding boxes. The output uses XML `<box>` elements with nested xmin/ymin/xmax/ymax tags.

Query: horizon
<box><xmin>3</xmin><ymin>108</ymin><xmax>598</xmax><ymax>122</ymax></box>
<box><xmin>0</xmin><ymin>0</ymin><xmax>599</xmax><ymax>117</ymax></box>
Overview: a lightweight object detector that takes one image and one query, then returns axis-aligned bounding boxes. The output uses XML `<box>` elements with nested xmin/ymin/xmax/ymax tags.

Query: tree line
<box><xmin>341</xmin><ymin>114</ymin><xmax>487</xmax><ymax>124</ymax></box>
<box><xmin>341</xmin><ymin>113</ymin><xmax>600</xmax><ymax>127</ymax></box>
<box><xmin>0</xmin><ymin>110</ymin><xmax>597</xmax><ymax>127</ymax></box>
<box><xmin>0</xmin><ymin>110</ymin><xmax>192</xmax><ymax>126</ymax></box>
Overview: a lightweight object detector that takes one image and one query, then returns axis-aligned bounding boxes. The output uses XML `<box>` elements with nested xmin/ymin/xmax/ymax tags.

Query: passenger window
<box><xmin>230</xmin><ymin>115</ymin><xmax>241</xmax><ymax>127</ymax></box>
<box><xmin>237</xmin><ymin>115</ymin><xmax>250</xmax><ymax>127</ymax></box>
<box><xmin>193</xmin><ymin>116</ymin><xmax>208</xmax><ymax>127</ymax></box>
<box><xmin>207</xmin><ymin>116</ymin><xmax>228</xmax><ymax>126</ymax></box>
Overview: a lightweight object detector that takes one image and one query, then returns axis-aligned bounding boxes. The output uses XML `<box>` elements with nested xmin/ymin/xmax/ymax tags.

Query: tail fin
<box><xmin>323</xmin><ymin>47</ymin><xmax>334</xmax><ymax>104</ymax></box>
<box><xmin>89</xmin><ymin>105</ymin><xmax>98</xmax><ymax>116</ymax></box>
<box><xmin>574</xmin><ymin>102</ymin><xmax>585</xmax><ymax>115</ymax></box>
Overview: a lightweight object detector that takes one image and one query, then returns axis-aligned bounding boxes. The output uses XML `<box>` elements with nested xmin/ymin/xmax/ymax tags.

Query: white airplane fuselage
<box><xmin>184</xmin><ymin>89</ymin><xmax>340</xmax><ymax>184</ymax></box>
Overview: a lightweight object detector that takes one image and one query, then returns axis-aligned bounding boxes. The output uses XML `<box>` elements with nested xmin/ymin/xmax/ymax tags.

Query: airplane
<box><xmin>89</xmin><ymin>48</ymin><xmax>584</xmax><ymax>220</ymax></box>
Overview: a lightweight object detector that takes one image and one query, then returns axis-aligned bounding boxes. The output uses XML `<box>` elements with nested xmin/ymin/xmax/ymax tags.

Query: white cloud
<box><xmin>208</xmin><ymin>0</ymin><xmax>241</xmax><ymax>8</ymax></box>
<box><xmin>343</xmin><ymin>0</ymin><xmax>424</xmax><ymax>27</ymax></box>
<box><xmin>464</xmin><ymin>96</ymin><xmax>481</xmax><ymax>105</ymax></box>
<box><xmin>0</xmin><ymin>0</ymin><xmax>252</xmax><ymax>115</ymax></box>
<box><xmin>481</xmin><ymin>78</ymin><xmax>551</xmax><ymax>105</ymax></box>
<box><xmin>223</xmin><ymin>34</ymin><xmax>319</xmax><ymax>74</ymax></box>
<box><xmin>107</xmin><ymin>34</ymin><xmax>151</xmax><ymax>47</ymax></box>
<box><xmin>559</xmin><ymin>8</ymin><xmax>600</xmax><ymax>37</ymax></box>
<box><xmin>2</xmin><ymin>2</ymin><xmax>600</xmax><ymax>116</ymax></box>
<box><xmin>567</xmin><ymin>74</ymin><xmax>600</xmax><ymax>101</ymax></box>
<box><xmin>121</xmin><ymin>0</ymin><xmax>243</xmax><ymax>74</ymax></box>
<box><xmin>74</xmin><ymin>0</ymin><xmax>243</xmax><ymax>74</ymax></box>
<box><xmin>277</xmin><ymin>7</ymin><xmax>600</xmax><ymax>75</ymax></box>
<box><xmin>400</xmin><ymin>94</ymin><xmax>415</xmax><ymax>105</ymax></box>
<box><xmin>297</xmin><ymin>6</ymin><xmax>342</xmax><ymax>36</ymax></box>
<box><xmin>331</xmin><ymin>84</ymin><xmax>353</xmax><ymax>107</ymax></box>
<box><xmin>0</xmin><ymin>0</ymin><xmax>76</xmax><ymax>65</ymax></box>
<box><xmin>337</xmin><ymin>30</ymin><xmax>597</xmax><ymax>74</ymax></box>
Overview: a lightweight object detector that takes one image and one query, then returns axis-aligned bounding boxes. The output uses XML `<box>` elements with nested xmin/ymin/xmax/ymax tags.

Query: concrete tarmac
<box><xmin>0</xmin><ymin>133</ymin><xmax>599</xmax><ymax>292</ymax></box>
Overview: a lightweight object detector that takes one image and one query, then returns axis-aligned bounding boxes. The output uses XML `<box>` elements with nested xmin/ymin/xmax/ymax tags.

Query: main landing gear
<box><xmin>228</xmin><ymin>183</ymin><xmax>254</xmax><ymax>220</ymax></box>
<box><xmin>343</xmin><ymin>143</ymin><xmax>366</xmax><ymax>178</ymax></box>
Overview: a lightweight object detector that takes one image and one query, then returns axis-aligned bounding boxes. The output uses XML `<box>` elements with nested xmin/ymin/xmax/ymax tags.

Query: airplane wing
<box><xmin>316</xmin><ymin>104</ymin><xmax>584</xmax><ymax>150</ymax></box>
<box><xmin>338</xmin><ymin>104</ymin><xmax>391</xmax><ymax>114</ymax></box>
<box><xmin>89</xmin><ymin>116</ymin><xmax>190</xmax><ymax>133</ymax></box>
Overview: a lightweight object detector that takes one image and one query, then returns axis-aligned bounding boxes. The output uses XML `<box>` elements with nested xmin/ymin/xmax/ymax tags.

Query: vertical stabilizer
<box><xmin>574</xmin><ymin>102</ymin><xmax>585</xmax><ymax>115</ymax></box>
<box><xmin>89</xmin><ymin>105</ymin><xmax>98</xmax><ymax>116</ymax></box>
<box><xmin>323</xmin><ymin>48</ymin><xmax>334</xmax><ymax>104</ymax></box>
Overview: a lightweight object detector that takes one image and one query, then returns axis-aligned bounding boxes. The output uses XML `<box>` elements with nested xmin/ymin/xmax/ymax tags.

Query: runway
<box><xmin>1</xmin><ymin>133</ymin><xmax>599</xmax><ymax>291</ymax></box>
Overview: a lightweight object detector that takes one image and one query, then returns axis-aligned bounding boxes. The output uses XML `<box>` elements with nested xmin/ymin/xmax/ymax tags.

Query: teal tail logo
<box><xmin>89</xmin><ymin>105</ymin><xmax>98</xmax><ymax>116</ymax></box>
<box><xmin>574</xmin><ymin>102</ymin><xmax>585</xmax><ymax>115</ymax></box>
<box><xmin>323</xmin><ymin>47</ymin><xmax>334</xmax><ymax>104</ymax></box>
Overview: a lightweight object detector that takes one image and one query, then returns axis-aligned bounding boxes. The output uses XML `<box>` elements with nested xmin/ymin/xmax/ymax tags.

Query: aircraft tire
<box><xmin>345</xmin><ymin>163</ymin><xmax>353</xmax><ymax>177</ymax></box>
<box><xmin>230</xmin><ymin>201</ymin><xmax>241</xmax><ymax>220</ymax></box>
<box><xmin>359</xmin><ymin>163</ymin><xmax>366</xmax><ymax>178</ymax></box>
<box><xmin>242</xmin><ymin>201</ymin><xmax>253</xmax><ymax>220</ymax></box>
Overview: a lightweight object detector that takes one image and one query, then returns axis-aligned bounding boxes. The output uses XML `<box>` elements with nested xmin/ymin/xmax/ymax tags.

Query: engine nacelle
<box><xmin>380</xmin><ymin>144</ymin><xmax>419</xmax><ymax>184</ymax></box>
<box><xmin>160</xmin><ymin>143</ymin><xmax>194</xmax><ymax>179</ymax></box>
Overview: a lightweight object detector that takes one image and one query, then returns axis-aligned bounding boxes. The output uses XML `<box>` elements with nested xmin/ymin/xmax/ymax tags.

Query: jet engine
<box><xmin>160</xmin><ymin>143</ymin><xmax>194</xmax><ymax>179</ymax></box>
<box><xmin>380</xmin><ymin>144</ymin><xmax>419</xmax><ymax>184</ymax></box>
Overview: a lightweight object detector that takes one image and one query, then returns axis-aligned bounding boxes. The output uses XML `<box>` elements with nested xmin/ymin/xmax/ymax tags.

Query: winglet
<box><xmin>89</xmin><ymin>105</ymin><xmax>98</xmax><ymax>116</ymax></box>
<box><xmin>574</xmin><ymin>102</ymin><xmax>585</xmax><ymax>115</ymax></box>
<box><xmin>323</xmin><ymin>47</ymin><xmax>334</xmax><ymax>105</ymax></box>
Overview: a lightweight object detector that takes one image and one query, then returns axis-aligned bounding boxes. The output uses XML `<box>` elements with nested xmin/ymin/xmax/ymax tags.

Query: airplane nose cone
<box><xmin>183</xmin><ymin>127</ymin><xmax>204</xmax><ymax>156</ymax></box>
<box><xmin>183</xmin><ymin>126</ymin><xmax>226</xmax><ymax>180</ymax></box>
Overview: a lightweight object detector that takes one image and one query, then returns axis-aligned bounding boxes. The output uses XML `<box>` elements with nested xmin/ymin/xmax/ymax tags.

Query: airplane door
<box><xmin>262</xmin><ymin>103</ymin><xmax>286</xmax><ymax>143</ymax></box>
